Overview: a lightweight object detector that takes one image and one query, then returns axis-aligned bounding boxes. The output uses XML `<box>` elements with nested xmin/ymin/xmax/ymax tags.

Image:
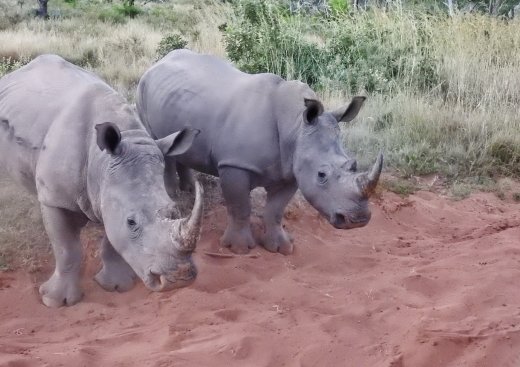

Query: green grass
<box><xmin>381</xmin><ymin>177</ymin><xmax>418</xmax><ymax>196</ymax></box>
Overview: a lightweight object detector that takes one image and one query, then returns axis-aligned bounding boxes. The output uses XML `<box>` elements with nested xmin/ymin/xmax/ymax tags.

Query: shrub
<box><xmin>328</xmin><ymin>0</ymin><xmax>348</xmax><ymax>13</ymax></box>
<box><xmin>98</xmin><ymin>1</ymin><xmax>142</xmax><ymax>23</ymax></box>
<box><xmin>0</xmin><ymin>57</ymin><xmax>30</xmax><ymax>78</ymax></box>
<box><xmin>117</xmin><ymin>1</ymin><xmax>142</xmax><ymax>19</ymax></box>
<box><xmin>224</xmin><ymin>0</ymin><xmax>326</xmax><ymax>85</ymax></box>
<box><xmin>490</xmin><ymin>138</ymin><xmax>520</xmax><ymax>176</ymax></box>
<box><xmin>224</xmin><ymin>0</ymin><xmax>439</xmax><ymax>93</ymax></box>
<box><xmin>156</xmin><ymin>34</ymin><xmax>188</xmax><ymax>60</ymax></box>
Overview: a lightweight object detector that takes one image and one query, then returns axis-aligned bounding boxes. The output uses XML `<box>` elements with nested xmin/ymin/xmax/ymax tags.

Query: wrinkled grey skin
<box><xmin>137</xmin><ymin>49</ymin><xmax>382</xmax><ymax>255</ymax></box>
<box><xmin>0</xmin><ymin>55</ymin><xmax>204</xmax><ymax>307</ymax></box>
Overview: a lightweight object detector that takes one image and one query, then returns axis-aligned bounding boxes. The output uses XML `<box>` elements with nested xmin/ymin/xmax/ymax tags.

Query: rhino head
<box><xmin>95</xmin><ymin>123</ymin><xmax>203</xmax><ymax>291</ymax></box>
<box><xmin>293</xmin><ymin>97</ymin><xmax>383</xmax><ymax>229</ymax></box>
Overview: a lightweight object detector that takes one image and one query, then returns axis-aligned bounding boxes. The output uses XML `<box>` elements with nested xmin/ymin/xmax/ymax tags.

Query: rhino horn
<box><xmin>356</xmin><ymin>153</ymin><xmax>383</xmax><ymax>198</ymax></box>
<box><xmin>172</xmin><ymin>180</ymin><xmax>204</xmax><ymax>252</ymax></box>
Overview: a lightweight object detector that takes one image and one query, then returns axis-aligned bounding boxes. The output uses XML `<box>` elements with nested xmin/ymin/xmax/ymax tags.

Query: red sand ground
<box><xmin>1</xmin><ymin>190</ymin><xmax>520</xmax><ymax>367</ymax></box>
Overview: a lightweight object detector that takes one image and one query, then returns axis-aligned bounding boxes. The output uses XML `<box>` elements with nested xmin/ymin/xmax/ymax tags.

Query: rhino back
<box><xmin>0</xmin><ymin>55</ymin><xmax>140</xmax><ymax>211</ymax></box>
<box><xmin>137</xmin><ymin>50</ymin><xmax>286</xmax><ymax>179</ymax></box>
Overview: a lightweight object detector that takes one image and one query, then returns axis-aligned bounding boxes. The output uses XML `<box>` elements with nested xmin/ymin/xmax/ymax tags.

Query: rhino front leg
<box><xmin>94</xmin><ymin>235</ymin><xmax>136</xmax><ymax>292</ymax></box>
<box><xmin>262</xmin><ymin>182</ymin><xmax>297</xmax><ymax>255</ymax></box>
<box><xmin>219</xmin><ymin>167</ymin><xmax>256</xmax><ymax>254</ymax></box>
<box><xmin>39</xmin><ymin>205</ymin><xmax>87</xmax><ymax>307</ymax></box>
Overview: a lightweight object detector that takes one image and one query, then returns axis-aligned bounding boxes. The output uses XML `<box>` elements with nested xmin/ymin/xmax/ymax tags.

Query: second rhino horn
<box><xmin>170</xmin><ymin>180</ymin><xmax>204</xmax><ymax>252</ymax></box>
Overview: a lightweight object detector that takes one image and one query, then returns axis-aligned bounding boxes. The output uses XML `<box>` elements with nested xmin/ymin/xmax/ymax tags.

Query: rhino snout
<box><xmin>144</xmin><ymin>262</ymin><xmax>197</xmax><ymax>292</ymax></box>
<box><xmin>331</xmin><ymin>210</ymin><xmax>371</xmax><ymax>229</ymax></box>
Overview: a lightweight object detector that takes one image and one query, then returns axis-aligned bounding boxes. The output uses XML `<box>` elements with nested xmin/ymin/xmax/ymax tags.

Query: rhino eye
<box><xmin>317</xmin><ymin>171</ymin><xmax>328</xmax><ymax>184</ymax></box>
<box><xmin>127</xmin><ymin>218</ymin><xmax>137</xmax><ymax>227</ymax></box>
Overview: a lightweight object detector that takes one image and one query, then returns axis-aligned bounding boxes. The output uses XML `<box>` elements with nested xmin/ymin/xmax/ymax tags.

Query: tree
<box><xmin>36</xmin><ymin>0</ymin><xmax>48</xmax><ymax>18</ymax></box>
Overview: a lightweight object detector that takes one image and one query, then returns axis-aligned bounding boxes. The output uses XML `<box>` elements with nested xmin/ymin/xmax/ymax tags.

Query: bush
<box><xmin>328</xmin><ymin>0</ymin><xmax>348</xmax><ymax>13</ymax></box>
<box><xmin>224</xmin><ymin>0</ymin><xmax>439</xmax><ymax>93</ymax></box>
<box><xmin>156</xmin><ymin>34</ymin><xmax>188</xmax><ymax>60</ymax></box>
<box><xmin>117</xmin><ymin>2</ymin><xmax>142</xmax><ymax>18</ymax></box>
<box><xmin>224</xmin><ymin>1</ymin><xmax>326</xmax><ymax>85</ymax></box>
<box><xmin>490</xmin><ymin>138</ymin><xmax>520</xmax><ymax>176</ymax></box>
<box><xmin>0</xmin><ymin>57</ymin><xmax>30</xmax><ymax>78</ymax></box>
<box><xmin>98</xmin><ymin>1</ymin><xmax>142</xmax><ymax>23</ymax></box>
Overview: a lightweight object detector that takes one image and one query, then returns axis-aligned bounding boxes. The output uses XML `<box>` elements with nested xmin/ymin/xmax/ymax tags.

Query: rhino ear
<box><xmin>157</xmin><ymin>128</ymin><xmax>200</xmax><ymax>157</ymax></box>
<box><xmin>331</xmin><ymin>96</ymin><xmax>366</xmax><ymax>123</ymax></box>
<box><xmin>95</xmin><ymin>122</ymin><xmax>121</xmax><ymax>155</ymax></box>
<box><xmin>303</xmin><ymin>98</ymin><xmax>324</xmax><ymax>124</ymax></box>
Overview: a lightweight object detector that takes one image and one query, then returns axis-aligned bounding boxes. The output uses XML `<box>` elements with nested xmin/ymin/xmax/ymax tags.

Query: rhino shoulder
<box><xmin>273</xmin><ymin>80</ymin><xmax>317</xmax><ymax>128</ymax></box>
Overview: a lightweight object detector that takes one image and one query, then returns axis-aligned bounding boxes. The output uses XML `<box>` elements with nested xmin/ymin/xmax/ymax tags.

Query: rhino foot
<box><xmin>262</xmin><ymin>227</ymin><xmax>294</xmax><ymax>255</ymax></box>
<box><xmin>39</xmin><ymin>273</ymin><xmax>83</xmax><ymax>308</ymax></box>
<box><xmin>95</xmin><ymin>262</ymin><xmax>136</xmax><ymax>293</ymax></box>
<box><xmin>220</xmin><ymin>226</ymin><xmax>256</xmax><ymax>254</ymax></box>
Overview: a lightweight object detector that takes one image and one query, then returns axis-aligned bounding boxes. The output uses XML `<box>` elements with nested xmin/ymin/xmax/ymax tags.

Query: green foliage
<box><xmin>490</xmin><ymin>137</ymin><xmax>520</xmax><ymax>175</ymax></box>
<box><xmin>328</xmin><ymin>13</ymin><xmax>439</xmax><ymax>93</ymax></box>
<box><xmin>117</xmin><ymin>1</ymin><xmax>142</xmax><ymax>18</ymax></box>
<box><xmin>224</xmin><ymin>1</ymin><xmax>327</xmax><ymax>86</ymax></box>
<box><xmin>328</xmin><ymin>0</ymin><xmax>348</xmax><ymax>13</ymax></box>
<box><xmin>98</xmin><ymin>0</ymin><xmax>142</xmax><ymax>23</ymax></box>
<box><xmin>382</xmin><ymin>177</ymin><xmax>417</xmax><ymax>196</ymax></box>
<box><xmin>224</xmin><ymin>0</ymin><xmax>439</xmax><ymax>93</ymax></box>
<box><xmin>0</xmin><ymin>57</ymin><xmax>30</xmax><ymax>77</ymax></box>
<box><xmin>156</xmin><ymin>34</ymin><xmax>188</xmax><ymax>60</ymax></box>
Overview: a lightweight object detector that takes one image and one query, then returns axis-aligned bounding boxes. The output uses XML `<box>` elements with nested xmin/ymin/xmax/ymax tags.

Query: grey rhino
<box><xmin>136</xmin><ymin>49</ymin><xmax>382</xmax><ymax>255</ymax></box>
<box><xmin>0</xmin><ymin>55</ymin><xmax>203</xmax><ymax>307</ymax></box>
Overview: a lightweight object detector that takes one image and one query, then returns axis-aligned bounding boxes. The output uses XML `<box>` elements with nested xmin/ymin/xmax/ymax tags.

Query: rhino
<box><xmin>136</xmin><ymin>49</ymin><xmax>382</xmax><ymax>255</ymax></box>
<box><xmin>0</xmin><ymin>55</ymin><xmax>203</xmax><ymax>307</ymax></box>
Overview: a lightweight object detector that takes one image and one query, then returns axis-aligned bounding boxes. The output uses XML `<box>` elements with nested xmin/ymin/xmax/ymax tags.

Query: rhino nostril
<box><xmin>334</xmin><ymin>213</ymin><xmax>347</xmax><ymax>227</ymax></box>
<box><xmin>348</xmin><ymin>160</ymin><xmax>357</xmax><ymax>172</ymax></box>
<box><xmin>149</xmin><ymin>271</ymin><xmax>162</xmax><ymax>289</ymax></box>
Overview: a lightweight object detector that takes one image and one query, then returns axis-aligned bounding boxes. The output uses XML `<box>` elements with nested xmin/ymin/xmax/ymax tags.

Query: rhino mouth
<box><xmin>330</xmin><ymin>211</ymin><xmax>371</xmax><ymax>229</ymax></box>
<box><xmin>144</xmin><ymin>265</ymin><xmax>197</xmax><ymax>292</ymax></box>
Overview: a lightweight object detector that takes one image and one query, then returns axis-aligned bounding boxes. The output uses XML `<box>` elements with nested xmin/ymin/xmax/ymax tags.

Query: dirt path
<box><xmin>1</xmin><ymin>190</ymin><xmax>520</xmax><ymax>367</ymax></box>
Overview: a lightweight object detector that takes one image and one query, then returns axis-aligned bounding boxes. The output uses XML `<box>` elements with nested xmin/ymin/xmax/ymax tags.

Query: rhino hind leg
<box><xmin>94</xmin><ymin>235</ymin><xmax>136</xmax><ymax>292</ymax></box>
<box><xmin>219</xmin><ymin>167</ymin><xmax>256</xmax><ymax>254</ymax></box>
<box><xmin>38</xmin><ymin>205</ymin><xmax>87</xmax><ymax>307</ymax></box>
<box><xmin>262</xmin><ymin>183</ymin><xmax>297</xmax><ymax>255</ymax></box>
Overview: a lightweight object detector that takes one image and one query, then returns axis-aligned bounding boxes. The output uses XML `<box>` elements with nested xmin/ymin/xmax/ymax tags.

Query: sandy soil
<box><xmin>1</xmin><ymin>189</ymin><xmax>520</xmax><ymax>367</ymax></box>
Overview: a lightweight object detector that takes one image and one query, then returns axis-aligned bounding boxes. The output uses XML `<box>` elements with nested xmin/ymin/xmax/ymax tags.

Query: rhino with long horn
<box><xmin>137</xmin><ymin>49</ymin><xmax>383</xmax><ymax>256</ymax></box>
<box><xmin>0</xmin><ymin>55</ymin><xmax>203</xmax><ymax>307</ymax></box>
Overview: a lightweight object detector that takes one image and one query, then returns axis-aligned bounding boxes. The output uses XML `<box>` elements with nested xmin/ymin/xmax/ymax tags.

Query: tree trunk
<box><xmin>37</xmin><ymin>0</ymin><xmax>48</xmax><ymax>18</ymax></box>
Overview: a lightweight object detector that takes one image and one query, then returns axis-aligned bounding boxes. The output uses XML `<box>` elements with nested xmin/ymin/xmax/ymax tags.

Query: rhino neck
<box><xmin>274</xmin><ymin>81</ymin><xmax>319</xmax><ymax>180</ymax></box>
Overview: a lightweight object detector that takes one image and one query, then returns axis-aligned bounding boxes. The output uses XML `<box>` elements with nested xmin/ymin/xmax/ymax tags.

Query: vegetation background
<box><xmin>1</xmin><ymin>0</ymin><xmax>520</xmax><ymax>267</ymax></box>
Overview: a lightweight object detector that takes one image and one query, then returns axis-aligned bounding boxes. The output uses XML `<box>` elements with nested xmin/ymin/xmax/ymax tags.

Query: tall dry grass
<box><xmin>0</xmin><ymin>0</ymin><xmax>228</xmax><ymax>98</ymax></box>
<box><xmin>342</xmin><ymin>13</ymin><xmax>520</xmax><ymax>179</ymax></box>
